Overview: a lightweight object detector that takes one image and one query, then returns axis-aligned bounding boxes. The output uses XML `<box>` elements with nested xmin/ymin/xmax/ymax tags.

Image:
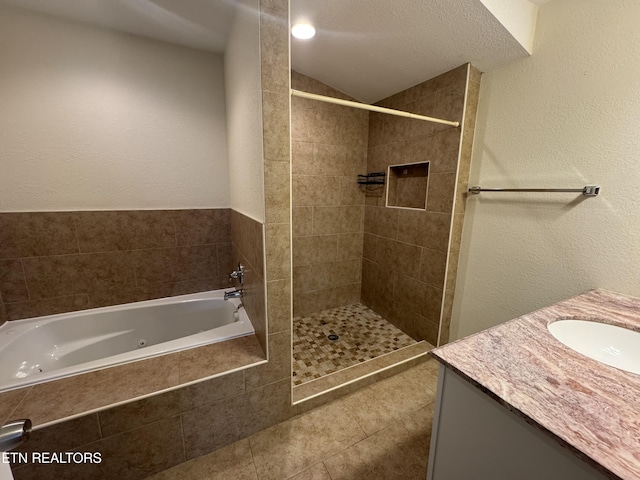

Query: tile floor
<box><xmin>148</xmin><ymin>358</ymin><xmax>439</xmax><ymax>480</ymax></box>
<box><xmin>293</xmin><ymin>304</ymin><xmax>417</xmax><ymax>385</ymax></box>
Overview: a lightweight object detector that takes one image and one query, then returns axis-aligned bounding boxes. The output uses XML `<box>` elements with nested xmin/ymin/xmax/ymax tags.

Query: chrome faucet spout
<box><xmin>224</xmin><ymin>289</ymin><xmax>243</xmax><ymax>300</ymax></box>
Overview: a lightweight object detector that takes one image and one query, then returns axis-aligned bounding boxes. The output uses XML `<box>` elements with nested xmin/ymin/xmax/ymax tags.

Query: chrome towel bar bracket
<box><xmin>468</xmin><ymin>185</ymin><xmax>600</xmax><ymax>196</ymax></box>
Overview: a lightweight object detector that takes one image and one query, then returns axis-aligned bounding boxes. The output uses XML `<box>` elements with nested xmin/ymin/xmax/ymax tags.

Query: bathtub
<box><xmin>0</xmin><ymin>289</ymin><xmax>254</xmax><ymax>393</ymax></box>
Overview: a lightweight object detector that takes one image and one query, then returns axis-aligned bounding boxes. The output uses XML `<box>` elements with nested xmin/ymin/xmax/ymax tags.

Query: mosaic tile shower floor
<box><xmin>293</xmin><ymin>303</ymin><xmax>417</xmax><ymax>386</ymax></box>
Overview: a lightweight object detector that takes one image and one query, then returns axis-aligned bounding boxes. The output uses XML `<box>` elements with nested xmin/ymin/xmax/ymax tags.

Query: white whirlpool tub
<box><xmin>0</xmin><ymin>289</ymin><xmax>254</xmax><ymax>393</ymax></box>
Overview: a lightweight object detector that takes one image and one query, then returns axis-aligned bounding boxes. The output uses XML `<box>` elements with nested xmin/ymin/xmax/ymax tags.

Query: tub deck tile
<box><xmin>178</xmin><ymin>335</ymin><xmax>266</xmax><ymax>384</ymax></box>
<box><xmin>10</xmin><ymin>334</ymin><xmax>266</xmax><ymax>427</ymax></box>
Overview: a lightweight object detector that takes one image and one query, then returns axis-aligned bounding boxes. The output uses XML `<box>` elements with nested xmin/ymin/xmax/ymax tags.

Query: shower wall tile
<box><xmin>294</xmin><ymin>260</ymin><xmax>361</xmax><ymax>293</ymax></box>
<box><xmin>265</xmin><ymin>223</ymin><xmax>291</xmax><ymax>281</ymax></box>
<box><xmin>293</xmin><ymin>175</ymin><xmax>341</xmax><ymax>206</ymax></box>
<box><xmin>259</xmin><ymin>0</ymin><xmax>288</xmax><ymax>94</ymax></box>
<box><xmin>364</xmin><ymin>206</ymin><xmax>399</xmax><ymax>239</ymax></box>
<box><xmin>432</xmin><ymin>86</ymin><xmax>465</xmax><ymax>132</ymax></box>
<box><xmin>425</xmin><ymin>129</ymin><xmax>461</xmax><ymax>174</ymax></box>
<box><xmin>323</xmin><ymin>144</ymin><xmax>367</xmax><ymax>176</ymax></box>
<box><xmin>292</xmin><ymin>141</ymin><xmax>319</xmax><ymax>175</ymax></box>
<box><xmin>362</xmin><ymin>233</ymin><xmax>379</xmax><ymax>262</ymax></box>
<box><xmin>378</xmin><ymin>237</ymin><xmax>422</xmax><ymax>279</ymax></box>
<box><xmin>312</xmin><ymin>206</ymin><xmax>364</xmax><ymax>235</ymax></box>
<box><xmin>291</xmin><ymin>71</ymin><xmax>368</xmax><ymax>316</ymax></box>
<box><xmin>267</xmin><ymin>278</ymin><xmax>291</xmax><ymax>334</ymax></box>
<box><xmin>260</xmin><ymin>0</ymin><xmax>292</xmax><ymax>430</ymax></box>
<box><xmin>230</xmin><ymin>210</ymin><xmax>264</xmax><ymax>280</ymax></box>
<box><xmin>338</xmin><ymin>176</ymin><xmax>366</xmax><ymax>206</ymax></box>
<box><xmin>439</xmin><ymin>67</ymin><xmax>482</xmax><ymax>345</ymax></box>
<box><xmin>264</xmin><ymin>160</ymin><xmax>291</xmax><ymax>224</ymax></box>
<box><xmin>293</xmin><ymin>235</ymin><xmax>338</xmax><ymax>267</ymax></box>
<box><xmin>262</xmin><ymin>91</ymin><xmax>291</xmax><ymax>162</ymax></box>
<box><xmin>419</xmin><ymin>248</ymin><xmax>448</xmax><ymax>288</ymax></box>
<box><xmin>0</xmin><ymin>209</ymin><xmax>233</xmax><ymax>320</ymax></box>
<box><xmin>292</xmin><ymin>207</ymin><xmax>313</xmax><ymax>237</ymax></box>
<box><xmin>337</xmin><ymin>233</ymin><xmax>364</xmax><ymax>260</ymax></box>
<box><xmin>0</xmin><ymin>212</ymin><xmax>78</xmax><ymax>259</ymax></box>
<box><xmin>361</xmin><ymin>64</ymin><xmax>477</xmax><ymax>345</ymax></box>
<box><xmin>361</xmin><ymin>260</ymin><xmax>394</xmax><ymax>310</ymax></box>
<box><xmin>294</xmin><ymin>283</ymin><xmax>360</xmax><ymax>317</ymax></box>
<box><xmin>421</xmin><ymin>212</ymin><xmax>452</xmax><ymax>253</ymax></box>
<box><xmin>426</xmin><ymin>172</ymin><xmax>457</xmax><ymax>213</ymax></box>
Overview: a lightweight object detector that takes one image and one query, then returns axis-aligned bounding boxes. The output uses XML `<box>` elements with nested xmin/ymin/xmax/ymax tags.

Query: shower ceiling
<box><xmin>0</xmin><ymin>0</ymin><xmax>551</xmax><ymax>103</ymax></box>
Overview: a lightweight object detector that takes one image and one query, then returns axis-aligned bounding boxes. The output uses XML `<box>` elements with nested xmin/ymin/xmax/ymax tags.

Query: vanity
<box><xmin>428</xmin><ymin>289</ymin><xmax>640</xmax><ymax>480</ymax></box>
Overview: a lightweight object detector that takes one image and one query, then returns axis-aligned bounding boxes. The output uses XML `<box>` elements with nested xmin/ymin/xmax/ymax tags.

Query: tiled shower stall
<box><xmin>291</xmin><ymin>64</ymin><xmax>480</xmax><ymax>383</ymax></box>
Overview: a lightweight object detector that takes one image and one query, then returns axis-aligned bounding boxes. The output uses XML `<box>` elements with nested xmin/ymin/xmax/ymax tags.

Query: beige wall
<box><xmin>452</xmin><ymin>0</ymin><xmax>640</xmax><ymax>339</ymax></box>
<box><xmin>362</xmin><ymin>66</ymin><xmax>469</xmax><ymax>345</ymax></box>
<box><xmin>0</xmin><ymin>6</ymin><xmax>229</xmax><ymax>212</ymax></box>
<box><xmin>225</xmin><ymin>0</ymin><xmax>265</xmax><ymax>223</ymax></box>
<box><xmin>291</xmin><ymin>72</ymin><xmax>368</xmax><ymax>317</ymax></box>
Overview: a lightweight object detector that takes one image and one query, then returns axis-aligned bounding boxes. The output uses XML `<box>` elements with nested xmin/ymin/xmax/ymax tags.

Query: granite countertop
<box><xmin>431</xmin><ymin>289</ymin><xmax>640</xmax><ymax>480</ymax></box>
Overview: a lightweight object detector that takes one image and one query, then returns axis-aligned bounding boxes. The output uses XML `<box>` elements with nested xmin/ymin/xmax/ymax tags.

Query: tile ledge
<box><xmin>293</xmin><ymin>341</ymin><xmax>433</xmax><ymax>405</ymax></box>
<box><xmin>10</xmin><ymin>334</ymin><xmax>267</xmax><ymax>429</ymax></box>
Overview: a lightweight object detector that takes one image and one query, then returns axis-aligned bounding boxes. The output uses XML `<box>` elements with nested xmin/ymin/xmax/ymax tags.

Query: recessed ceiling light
<box><xmin>291</xmin><ymin>23</ymin><xmax>316</xmax><ymax>40</ymax></box>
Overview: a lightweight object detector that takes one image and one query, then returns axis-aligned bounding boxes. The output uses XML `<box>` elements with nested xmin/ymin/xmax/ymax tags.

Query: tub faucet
<box><xmin>229</xmin><ymin>263</ymin><xmax>245</xmax><ymax>286</ymax></box>
<box><xmin>224</xmin><ymin>289</ymin><xmax>243</xmax><ymax>300</ymax></box>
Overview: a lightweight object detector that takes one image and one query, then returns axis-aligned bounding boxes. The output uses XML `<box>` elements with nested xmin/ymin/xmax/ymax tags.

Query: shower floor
<box><xmin>293</xmin><ymin>303</ymin><xmax>416</xmax><ymax>386</ymax></box>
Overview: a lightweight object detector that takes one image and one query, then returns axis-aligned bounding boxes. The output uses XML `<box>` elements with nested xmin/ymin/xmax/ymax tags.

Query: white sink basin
<box><xmin>548</xmin><ymin>319</ymin><xmax>640</xmax><ymax>375</ymax></box>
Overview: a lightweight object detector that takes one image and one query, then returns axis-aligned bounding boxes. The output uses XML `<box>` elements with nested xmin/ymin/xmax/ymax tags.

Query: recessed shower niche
<box><xmin>386</xmin><ymin>161</ymin><xmax>429</xmax><ymax>210</ymax></box>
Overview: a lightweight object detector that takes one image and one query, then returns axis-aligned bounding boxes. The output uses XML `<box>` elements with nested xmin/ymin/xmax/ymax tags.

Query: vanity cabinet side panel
<box><xmin>427</xmin><ymin>365</ymin><xmax>608</xmax><ymax>480</ymax></box>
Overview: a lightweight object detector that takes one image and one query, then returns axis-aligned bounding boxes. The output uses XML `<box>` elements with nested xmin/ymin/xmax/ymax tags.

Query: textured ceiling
<box><xmin>291</xmin><ymin>0</ymin><xmax>537</xmax><ymax>103</ymax></box>
<box><xmin>0</xmin><ymin>0</ymin><xmax>550</xmax><ymax>103</ymax></box>
<box><xmin>0</xmin><ymin>0</ymin><xmax>236</xmax><ymax>52</ymax></box>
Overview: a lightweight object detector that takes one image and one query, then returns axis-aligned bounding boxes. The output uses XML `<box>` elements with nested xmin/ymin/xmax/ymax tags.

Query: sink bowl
<box><xmin>547</xmin><ymin>319</ymin><xmax>640</xmax><ymax>375</ymax></box>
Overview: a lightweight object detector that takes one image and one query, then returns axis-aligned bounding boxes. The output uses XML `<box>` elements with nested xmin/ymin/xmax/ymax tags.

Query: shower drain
<box><xmin>327</xmin><ymin>334</ymin><xmax>340</xmax><ymax>341</ymax></box>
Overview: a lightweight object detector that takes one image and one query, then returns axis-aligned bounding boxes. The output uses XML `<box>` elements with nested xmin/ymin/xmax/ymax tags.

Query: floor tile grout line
<box><xmin>247</xmin><ymin>435</ymin><xmax>261</xmax><ymax>480</ymax></box>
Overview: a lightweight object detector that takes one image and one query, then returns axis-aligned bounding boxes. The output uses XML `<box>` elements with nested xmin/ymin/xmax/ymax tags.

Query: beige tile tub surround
<box><xmin>291</xmin><ymin>71</ymin><xmax>368</xmax><ymax>317</ymax></box>
<box><xmin>362</xmin><ymin>64</ymin><xmax>480</xmax><ymax>346</ymax></box>
<box><xmin>0</xmin><ymin>209</ymin><xmax>233</xmax><ymax>321</ymax></box>
<box><xmin>431</xmin><ymin>289</ymin><xmax>640</xmax><ymax>480</ymax></box>
<box><xmin>231</xmin><ymin>210</ymin><xmax>267</xmax><ymax>352</ymax></box>
<box><xmin>6</xmin><ymin>335</ymin><xmax>274</xmax><ymax>479</ymax></box>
